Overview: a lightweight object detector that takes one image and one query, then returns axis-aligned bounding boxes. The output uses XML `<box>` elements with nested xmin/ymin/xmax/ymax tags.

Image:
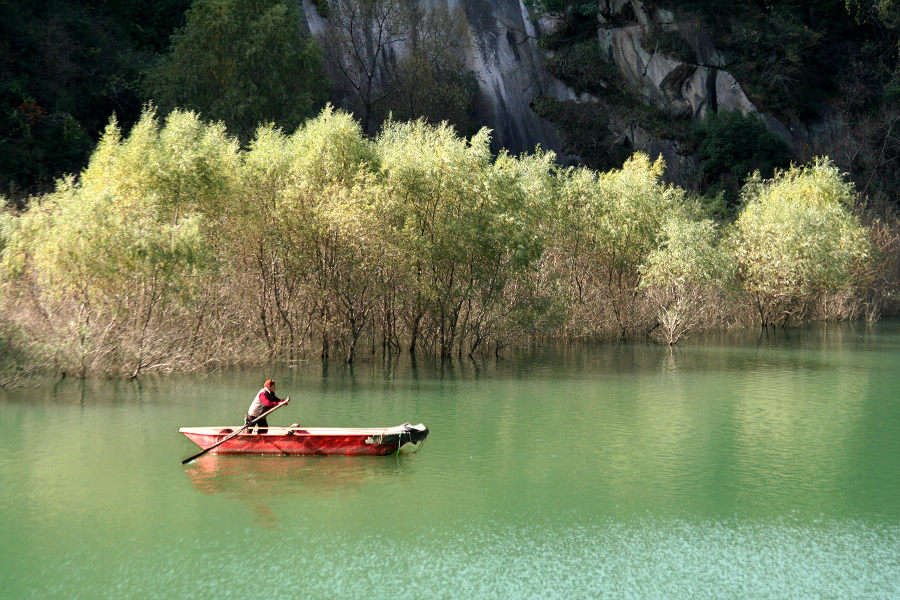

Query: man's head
<box><xmin>264</xmin><ymin>379</ymin><xmax>275</xmax><ymax>390</ymax></box>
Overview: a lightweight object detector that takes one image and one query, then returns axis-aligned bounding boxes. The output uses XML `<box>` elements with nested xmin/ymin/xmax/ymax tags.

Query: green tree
<box><xmin>549</xmin><ymin>153</ymin><xmax>689</xmax><ymax>340</ymax></box>
<box><xmin>375</xmin><ymin>119</ymin><xmax>545</xmax><ymax>357</ymax></box>
<box><xmin>639</xmin><ymin>216</ymin><xmax>735</xmax><ymax>344</ymax></box>
<box><xmin>269</xmin><ymin>107</ymin><xmax>381</xmax><ymax>362</ymax></box>
<box><xmin>844</xmin><ymin>0</ymin><xmax>900</xmax><ymax>31</ymax></box>
<box><xmin>0</xmin><ymin>107</ymin><xmax>240</xmax><ymax>376</ymax></box>
<box><xmin>727</xmin><ymin>158</ymin><xmax>872</xmax><ymax>326</ymax></box>
<box><xmin>693</xmin><ymin>110</ymin><xmax>791</xmax><ymax>217</ymax></box>
<box><xmin>227</xmin><ymin>107</ymin><xmax>383</xmax><ymax>362</ymax></box>
<box><xmin>145</xmin><ymin>0</ymin><xmax>326</xmax><ymax>139</ymax></box>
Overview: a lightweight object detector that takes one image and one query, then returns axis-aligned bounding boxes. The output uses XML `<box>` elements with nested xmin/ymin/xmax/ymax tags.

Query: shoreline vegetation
<box><xmin>0</xmin><ymin>106</ymin><xmax>897</xmax><ymax>379</ymax></box>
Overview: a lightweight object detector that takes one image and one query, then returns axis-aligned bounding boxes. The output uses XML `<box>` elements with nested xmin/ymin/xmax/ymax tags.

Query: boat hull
<box><xmin>179</xmin><ymin>423</ymin><xmax>428</xmax><ymax>456</ymax></box>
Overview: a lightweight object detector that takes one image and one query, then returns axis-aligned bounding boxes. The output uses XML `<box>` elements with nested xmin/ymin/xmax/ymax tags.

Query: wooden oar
<box><xmin>181</xmin><ymin>399</ymin><xmax>289</xmax><ymax>464</ymax></box>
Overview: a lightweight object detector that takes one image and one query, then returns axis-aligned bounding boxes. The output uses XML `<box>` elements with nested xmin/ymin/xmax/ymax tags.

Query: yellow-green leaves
<box><xmin>639</xmin><ymin>215</ymin><xmax>735</xmax><ymax>344</ymax></box>
<box><xmin>80</xmin><ymin>107</ymin><xmax>240</xmax><ymax>226</ymax></box>
<box><xmin>727</xmin><ymin>159</ymin><xmax>871</xmax><ymax>324</ymax></box>
<box><xmin>374</xmin><ymin>119</ymin><xmax>544</xmax><ymax>356</ymax></box>
<box><xmin>0</xmin><ymin>108</ymin><xmax>881</xmax><ymax>372</ymax></box>
<box><xmin>642</xmin><ymin>218</ymin><xmax>732</xmax><ymax>289</ymax></box>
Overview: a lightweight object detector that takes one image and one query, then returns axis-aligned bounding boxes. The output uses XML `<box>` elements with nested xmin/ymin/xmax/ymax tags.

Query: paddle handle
<box><xmin>181</xmin><ymin>399</ymin><xmax>289</xmax><ymax>464</ymax></box>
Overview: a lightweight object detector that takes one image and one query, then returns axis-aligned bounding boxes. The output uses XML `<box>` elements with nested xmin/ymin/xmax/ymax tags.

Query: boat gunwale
<box><xmin>179</xmin><ymin>424</ymin><xmax>425</xmax><ymax>437</ymax></box>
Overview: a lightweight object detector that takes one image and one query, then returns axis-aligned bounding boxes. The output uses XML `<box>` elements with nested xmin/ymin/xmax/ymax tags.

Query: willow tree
<box><xmin>0</xmin><ymin>181</ymin><xmax>215</xmax><ymax>377</ymax></box>
<box><xmin>276</xmin><ymin>107</ymin><xmax>382</xmax><ymax>361</ymax></box>
<box><xmin>375</xmin><ymin>119</ymin><xmax>545</xmax><ymax>357</ymax></box>
<box><xmin>233</xmin><ymin>124</ymin><xmax>303</xmax><ymax>359</ymax></box>
<box><xmin>639</xmin><ymin>216</ymin><xmax>735</xmax><ymax>345</ymax></box>
<box><xmin>236</xmin><ymin>120</ymin><xmax>385</xmax><ymax>362</ymax></box>
<box><xmin>727</xmin><ymin>159</ymin><xmax>872</xmax><ymax>326</ymax></box>
<box><xmin>0</xmin><ymin>108</ymin><xmax>239</xmax><ymax>376</ymax></box>
<box><xmin>307</xmin><ymin>181</ymin><xmax>395</xmax><ymax>362</ymax></box>
<box><xmin>550</xmin><ymin>153</ymin><xmax>687</xmax><ymax>340</ymax></box>
<box><xmin>82</xmin><ymin>109</ymin><xmax>240</xmax><ymax>227</ymax></box>
<box><xmin>470</xmin><ymin>148</ymin><xmax>560</xmax><ymax>352</ymax></box>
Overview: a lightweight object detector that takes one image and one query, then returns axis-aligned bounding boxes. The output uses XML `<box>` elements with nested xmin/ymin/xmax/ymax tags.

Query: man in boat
<box><xmin>244</xmin><ymin>379</ymin><xmax>289</xmax><ymax>434</ymax></box>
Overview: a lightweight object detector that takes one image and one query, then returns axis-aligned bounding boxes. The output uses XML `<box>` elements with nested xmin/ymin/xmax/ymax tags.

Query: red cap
<box><xmin>264</xmin><ymin>379</ymin><xmax>275</xmax><ymax>388</ymax></box>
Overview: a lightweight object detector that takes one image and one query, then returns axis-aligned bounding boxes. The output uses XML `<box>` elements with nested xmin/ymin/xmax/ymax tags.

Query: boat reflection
<box><xmin>183</xmin><ymin>452</ymin><xmax>410</xmax><ymax>499</ymax></box>
<box><xmin>184</xmin><ymin>453</ymin><xmax>419</xmax><ymax>527</ymax></box>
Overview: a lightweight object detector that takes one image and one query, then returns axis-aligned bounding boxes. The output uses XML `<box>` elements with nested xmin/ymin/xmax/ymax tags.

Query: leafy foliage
<box><xmin>726</xmin><ymin>158</ymin><xmax>872</xmax><ymax>325</ymax></box>
<box><xmin>527</xmin><ymin>0</ymin><xmax>598</xmax><ymax>21</ymax></box>
<box><xmin>0</xmin><ymin>107</ymin><xmax>883</xmax><ymax>374</ymax></box>
<box><xmin>0</xmin><ymin>107</ymin><xmax>238</xmax><ymax>375</ymax></box>
<box><xmin>0</xmin><ymin>0</ymin><xmax>190</xmax><ymax>201</ymax></box>
<box><xmin>640</xmin><ymin>216</ymin><xmax>735</xmax><ymax>344</ymax></box>
<box><xmin>375</xmin><ymin>119</ymin><xmax>546</xmax><ymax>355</ymax></box>
<box><xmin>547</xmin><ymin>153</ymin><xmax>702</xmax><ymax>339</ymax></box>
<box><xmin>144</xmin><ymin>0</ymin><xmax>326</xmax><ymax>140</ymax></box>
<box><xmin>692</xmin><ymin>110</ymin><xmax>792</xmax><ymax>217</ymax></box>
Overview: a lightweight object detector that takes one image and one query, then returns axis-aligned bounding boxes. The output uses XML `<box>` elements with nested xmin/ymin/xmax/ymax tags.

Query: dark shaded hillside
<box><xmin>0</xmin><ymin>0</ymin><xmax>190</xmax><ymax>203</ymax></box>
<box><xmin>533</xmin><ymin>0</ymin><xmax>900</xmax><ymax>208</ymax></box>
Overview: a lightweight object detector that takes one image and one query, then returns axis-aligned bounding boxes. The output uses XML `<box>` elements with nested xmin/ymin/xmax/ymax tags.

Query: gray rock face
<box><xmin>300</xmin><ymin>0</ymin><xmax>795</xmax><ymax>175</ymax></box>
<box><xmin>458</xmin><ymin>0</ymin><xmax>568</xmax><ymax>154</ymax></box>
<box><xmin>300</xmin><ymin>0</ymin><xmax>571</xmax><ymax>155</ymax></box>
<box><xmin>592</xmin><ymin>0</ymin><xmax>803</xmax><ymax>184</ymax></box>
<box><xmin>598</xmin><ymin>1</ymin><xmax>758</xmax><ymax>122</ymax></box>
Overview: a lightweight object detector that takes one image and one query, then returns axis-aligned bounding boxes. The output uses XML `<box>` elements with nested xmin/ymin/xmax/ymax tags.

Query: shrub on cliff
<box><xmin>692</xmin><ymin>110</ymin><xmax>791</xmax><ymax>218</ymax></box>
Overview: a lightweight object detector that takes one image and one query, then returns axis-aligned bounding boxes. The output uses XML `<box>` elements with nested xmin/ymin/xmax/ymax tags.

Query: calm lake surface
<box><xmin>1</xmin><ymin>323</ymin><xmax>899</xmax><ymax>598</ymax></box>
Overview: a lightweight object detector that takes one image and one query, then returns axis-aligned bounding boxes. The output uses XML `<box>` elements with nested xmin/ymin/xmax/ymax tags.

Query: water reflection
<box><xmin>184</xmin><ymin>454</ymin><xmax>406</xmax><ymax>500</ymax></box>
<box><xmin>183</xmin><ymin>454</ymin><xmax>413</xmax><ymax>526</ymax></box>
<box><xmin>185</xmin><ymin>454</ymin><xmax>409</xmax><ymax>495</ymax></box>
<box><xmin>3</xmin><ymin>321</ymin><xmax>900</xmax><ymax>598</ymax></box>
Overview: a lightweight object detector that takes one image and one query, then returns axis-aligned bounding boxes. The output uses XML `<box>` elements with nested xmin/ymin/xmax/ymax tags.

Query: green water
<box><xmin>1</xmin><ymin>323</ymin><xmax>898</xmax><ymax>598</ymax></box>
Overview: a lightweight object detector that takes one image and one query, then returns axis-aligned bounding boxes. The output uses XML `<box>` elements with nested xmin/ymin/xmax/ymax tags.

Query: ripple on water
<box><xmin>315</xmin><ymin>518</ymin><xmax>898</xmax><ymax>599</ymax></box>
<box><xmin>104</xmin><ymin>517</ymin><xmax>897</xmax><ymax>599</ymax></box>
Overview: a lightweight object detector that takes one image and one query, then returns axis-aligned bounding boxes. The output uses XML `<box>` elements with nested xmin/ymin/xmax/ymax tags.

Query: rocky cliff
<box><xmin>301</xmin><ymin>0</ymin><xmax>576</xmax><ymax>155</ymax></box>
<box><xmin>298</xmin><ymin>0</ymin><xmax>803</xmax><ymax>178</ymax></box>
<box><xmin>452</xmin><ymin>0</ymin><xmax>570</xmax><ymax>155</ymax></box>
<box><xmin>593</xmin><ymin>0</ymin><xmax>802</xmax><ymax>141</ymax></box>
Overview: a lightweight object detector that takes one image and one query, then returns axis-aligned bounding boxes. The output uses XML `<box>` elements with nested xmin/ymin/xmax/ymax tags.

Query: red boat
<box><xmin>179</xmin><ymin>422</ymin><xmax>429</xmax><ymax>456</ymax></box>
